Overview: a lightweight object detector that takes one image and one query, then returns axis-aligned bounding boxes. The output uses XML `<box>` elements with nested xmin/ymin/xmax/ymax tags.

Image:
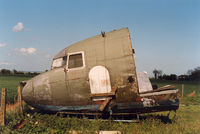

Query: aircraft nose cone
<box><xmin>22</xmin><ymin>80</ymin><xmax>34</xmax><ymax>103</ymax></box>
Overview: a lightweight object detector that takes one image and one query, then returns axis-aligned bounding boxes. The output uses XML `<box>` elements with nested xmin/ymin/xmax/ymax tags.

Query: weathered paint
<box><xmin>89</xmin><ymin>66</ymin><xmax>111</xmax><ymax>101</ymax></box>
<box><xmin>22</xmin><ymin>28</ymin><xmax>179</xmax><ymax>114</ymax></box>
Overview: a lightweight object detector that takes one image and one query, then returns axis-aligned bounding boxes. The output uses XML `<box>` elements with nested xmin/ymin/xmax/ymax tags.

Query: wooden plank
<box><xmin>140</xmin><ymin>85</ymin><xmax>176</xmax><ymax>94</ymax></box>
<box><xmin>0</xmin><ymin>88</ymin><xmax>6</xmax><ymax>126</ymax></box>
<box><xmin>17</xmin><ymin>86</ymin><xmax>23</xmax><ymax>116</ymax></box>
<box><xmin>90</xmin><ymin>92</ymin><xmax>115</xmax><ymax>98</ymax></box>
<box><xmin>157</xmin><ymin>85</ymin><xmax>175</xmax><ymax>90</ymax></box>
<box><xmin>99</xmin><ymin>97</ymin><xmax>112</xmax><ymax>111</ymax></box>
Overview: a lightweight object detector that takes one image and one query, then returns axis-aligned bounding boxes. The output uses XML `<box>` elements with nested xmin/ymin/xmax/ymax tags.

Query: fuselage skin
<box><xmin>22</xmin><ymin>28</ymin><xmax>179</xmax><ymax>113</ymax></box>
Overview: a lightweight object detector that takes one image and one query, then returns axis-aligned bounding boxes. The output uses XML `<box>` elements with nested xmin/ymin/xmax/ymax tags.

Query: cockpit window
<box><xmin>62</xmin><ymin>56</ymin><xmax>67</xmax><ymax>66</ymax></box>
<box><xmin>68</xmin><ymin>53</ymin><xmax>83</xmax><ymax>69</ymax></box>
<box><xmin>52</xmin><ymin>56</ymin><xmax>67</xmax><ymax>69</ymax></box>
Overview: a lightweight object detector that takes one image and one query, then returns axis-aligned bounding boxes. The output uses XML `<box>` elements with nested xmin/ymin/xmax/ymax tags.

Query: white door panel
<box><xmin>89</xmin><ymin>66</ymin><xmax>111</xmax><ymax>100</ymax></box>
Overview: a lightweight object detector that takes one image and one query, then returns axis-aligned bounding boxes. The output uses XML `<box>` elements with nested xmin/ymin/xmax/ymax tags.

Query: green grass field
<box><xmin>150</xmin><ymin>79</ymin><xmax>200</xmax><ymax>96</ymax></box>
<box><xmin>0</xmin><ymin>76</ymin><xmax>200</xmax><ymax>133</ymax></box>
<box><xmin>0</xmin><ymin>76</ymin><xmax>32</xmax><ymax>103</ymax></box>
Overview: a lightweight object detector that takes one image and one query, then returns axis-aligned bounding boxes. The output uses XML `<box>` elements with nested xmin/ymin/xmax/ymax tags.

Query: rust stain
<box><xmin>101</xmin><ymin>79</ymin><xmax>109</xmax><ymax>86</ymax></box>
<box><xmin>94</xmin><ymin>101</ymin><xmax>103</xmax><ymax>105</ymax></box>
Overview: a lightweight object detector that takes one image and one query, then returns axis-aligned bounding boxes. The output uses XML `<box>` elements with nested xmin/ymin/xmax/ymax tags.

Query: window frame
<box><xmin>51</xmin><ymin>56</ymin><xmax>67</xmax><ymax>69</ymax></box>
<box><xmin>66</xmin><ymin>51</ymin><xmax>85</xmax><ymax>71</ymax></box>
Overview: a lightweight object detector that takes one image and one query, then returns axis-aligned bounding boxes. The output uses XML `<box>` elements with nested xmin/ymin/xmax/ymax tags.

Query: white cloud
<box><xmin>27</xmin><ymin>48</ymin><xmax>36</xmax><ymax>54</ymax></box>
<box><xmin>20</xmin><ymin>48</ymin><xmax>26</xmax><ymax>53</ymax></box>
<box><xmin>0</xmin><ymin>43</ymin><xmax>7</xmax><ymax>47</ymax></box>
<box><xmin>16</xmin><ymin>47</ymin><xmax>37</xmax><ymax>55</ymax></box>
<box><xmin>0</xmin><ymin>62</ymin><xmax>13</xmax><ymax>65</ymax></box>
<box><xmin>12</xmin><ymin>22</ymin><xmax>24</xmax><ymax>32</ymax></box>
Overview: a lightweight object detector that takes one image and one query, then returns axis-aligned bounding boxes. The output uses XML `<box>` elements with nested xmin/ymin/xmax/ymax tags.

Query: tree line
<box><xmin>153</xmin><ymin>66</ymin><xmax>200</xmax><ymax>81</ymax></box>
<box><xmin>0</xmin><ymin>69</ymin><xmax>40</xmax><ymax>76</ymax></box>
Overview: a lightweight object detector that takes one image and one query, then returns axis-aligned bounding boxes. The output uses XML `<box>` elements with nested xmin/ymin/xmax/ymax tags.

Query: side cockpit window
<box><xmin>62</xmin><ymin>56</ymin><xmax>67</xmax><ymax>66</ymax></box>
<box><xmin>68</xmin><ymin>53</ymin><xmax>83</xmax><ymax>69</ymax></box>
<box><xmin>67</xmin><ymin>51</ymin><xmax>85</xmax><ymax>70</ymax></box>
<box><xmin>52</xmin><ymin>56</ymin><xmax>67</xmax><ymax>69</ymax></box>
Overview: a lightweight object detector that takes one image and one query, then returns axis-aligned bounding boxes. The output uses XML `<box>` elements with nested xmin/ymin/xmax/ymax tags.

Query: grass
<box><xmin>0</xmin><ymin>76</ymin><xmax>32</xmax><ymax>103</ymax></box>
<box><xmin>150</xmin><ymin>79</ymin><xmax>200</xmax><ymax>96</ymax></box>
<box><xmin>0</xmin><ymin>76</ymin><xmax>200</xmax><ymax>133</ymax></box>
<box><xmin>1</xmin><ymin>102</ymin><xmax>200</xmax><ymax>134</ymax></box>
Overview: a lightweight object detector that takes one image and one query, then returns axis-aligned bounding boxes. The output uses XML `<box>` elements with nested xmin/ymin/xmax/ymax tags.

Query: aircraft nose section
<box><xmin>22</xmin><ymin>80</ymin><xmax>34</xmax><ymax>103</ymax></box>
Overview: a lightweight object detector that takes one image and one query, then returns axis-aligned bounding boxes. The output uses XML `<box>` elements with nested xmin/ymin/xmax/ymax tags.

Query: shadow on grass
<box><xmin>139</xmin><ymin>114</ymin><xmax>174</xmax><ymax>124</ymax></box>
<box><xmin>24</xmin><ymin>105</ymin><xmax>175</xmax><ymax>124</ymax></box>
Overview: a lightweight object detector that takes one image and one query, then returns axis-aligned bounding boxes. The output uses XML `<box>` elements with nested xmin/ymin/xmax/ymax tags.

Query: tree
<box><xmin>153</xmin><ymin>69</ymin><xmax>159</xmax><ymax>79</ymax></box>
<box><xmin>190</xmin><ymin>67</ymin><xmax>200</xmax><ymax>81</ymax></box>
<box><xmin>1</xmin><ymin>69</ymin><xmax>11</xmax><ymax>75</ymax></box>
<box><xmin>187</xmin><ymin>69</ymin><xmax>193</xmax><ymax>76</ymax></box>
<box><xmin>13</xmin><ymin>69</ymin><xmax>18</xmax><ymax>75</ymax></box>
<box><xmin>158</xmin><ymin>70</ymin><xmax>163</xmax><ymax>79</ymax></box>
<box><xmin>170</xmin><ymin>74</ymin><xmax>177</xmax><ymax>80</ymax></box>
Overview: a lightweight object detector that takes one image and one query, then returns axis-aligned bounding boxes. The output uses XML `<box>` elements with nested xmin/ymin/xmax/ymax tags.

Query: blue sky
<box><xmin>0</xmin><ymin>0</ymin><xmax>199</xmax><ymax>76</ymax></box>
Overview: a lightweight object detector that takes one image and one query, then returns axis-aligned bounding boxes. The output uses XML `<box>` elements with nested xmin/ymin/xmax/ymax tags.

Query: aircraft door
<box><xmin>66</xmin><ymin>51</ymin><xmax>88</xmax><ymax>103</ymax></box>
<box><xmin>89</xmin><ymin>66</ymin><xmax>111</xmax><ymax>100</ymax></box>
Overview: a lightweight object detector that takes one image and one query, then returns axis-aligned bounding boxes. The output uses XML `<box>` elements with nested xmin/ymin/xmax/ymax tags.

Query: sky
<box><xmin>0</xmin><ymin>0</ymin><xmax>199</xmax><ymax>76</ymax></box>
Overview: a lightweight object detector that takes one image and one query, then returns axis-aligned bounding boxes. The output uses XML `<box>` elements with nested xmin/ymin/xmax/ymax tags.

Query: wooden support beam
<box><xmin>91</xmin><ymin>89</ymin><xmax>118</xmax><ymax>111</ymax></box>
<box><xmin>0</xmin><ymin>88</ymin><xmax>6</xmax><ymax>126</ymax></box>
<box><xmin>17</xmin><ymin>86</ymin><xmax>23</xmax><ymax>116</ymax></box>
<box><xmin>99</xmin><ymin>97</ymin><xmax>112</xmax><ymax>112</ymax></box>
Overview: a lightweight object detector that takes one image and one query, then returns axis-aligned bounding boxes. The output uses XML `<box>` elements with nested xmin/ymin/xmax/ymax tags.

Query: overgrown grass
<box><xmin>1</xmin><ymin>102</ymin><xmax>200</xmax><ymax>134</ymax></box>
<box><xmin>0</xmin><ymin>76</ymin><xmax>200</xmax><ymax>133</ymax></box>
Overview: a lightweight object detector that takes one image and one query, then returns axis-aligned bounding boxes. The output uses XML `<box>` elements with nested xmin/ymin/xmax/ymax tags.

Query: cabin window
<box><xmin>68</xmin><ymin>53</ymin><xmax>83</xmax><ymax>69</ymax></box>
<box><xmin>52</xmin><ymin>56</ymin><xmax>67</xmax><ymax>69</ymax></box>
<box><xmin>67</xmin><ymin>51</ymin><xmax>85</xmax><ymax>70</ymax></box>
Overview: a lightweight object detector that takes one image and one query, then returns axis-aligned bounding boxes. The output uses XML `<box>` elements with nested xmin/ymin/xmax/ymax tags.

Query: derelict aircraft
<box><xmin>21</xmin><ymin>28</ymin><xmax>179</xmax><ymax>116</ymax></box>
